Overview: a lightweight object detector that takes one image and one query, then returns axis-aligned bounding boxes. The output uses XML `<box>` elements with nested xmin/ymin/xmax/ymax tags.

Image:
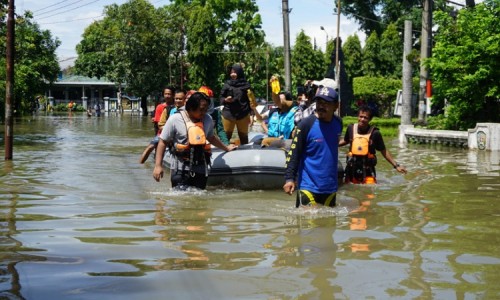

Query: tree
<box><xmin>379</xmin><ymin>23</ymin><xmax>403</xmax><ymax>79</ymax></box>
<box><xmin>339</xmin><ymin>0</ymin><xmax>423</xmax><ymax>37</ymax></box>
<box><xmin>428</xmin><ymin>0</ymin><xmax>500</xmax><ymax>130</ymax></box>
<box><xmin>291</xmin><ymin>30</ymin><xmax>324</xmax><ymax>93</ymax></box>
<box><xmin>0</xmin><ymin>10</ymin><xmax>60</xmax><ymax>116</ymax></box>
<box><xmin>185</xmin><ymin>4</ymin><xmax>221</xmax><ymax>90</ymax></box>
<box><xmin>342</xmin><ymin>34</ymin><xmax>364</xmax><ymax>84</ymax></box>
<box><xmin>75</xmin><ymin>0</ymin><xmax>173</xmax><ymax>115</ymax></box>
<box><xmin>361</xmin><ymin>31</ymin><xmax>380</xmax><ymax>77</ymax></box>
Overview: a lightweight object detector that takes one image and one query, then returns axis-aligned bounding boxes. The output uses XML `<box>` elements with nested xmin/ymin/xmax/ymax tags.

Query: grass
<box><xmin>342</xmin><ymin>116</ymin><xmax>401</xmax><ymax>137</ymax></box>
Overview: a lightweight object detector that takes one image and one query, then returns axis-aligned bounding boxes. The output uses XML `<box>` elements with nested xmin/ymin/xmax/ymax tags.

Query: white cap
<box><xmin>312</xmin><ymin>78</ymin><xmax>337</xmax><ymax>89</ymax></box>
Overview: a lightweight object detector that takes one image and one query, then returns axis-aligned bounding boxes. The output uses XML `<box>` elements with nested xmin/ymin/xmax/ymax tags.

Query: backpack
<box><xmin>174</xmin><ymin>111</ymin><xmax>211</xmax><ymax>167</ymax></box>
<box><xmin>350</xmin><ymin>123</ymin><xmax>374</xmax><ymax>156</ymax></box>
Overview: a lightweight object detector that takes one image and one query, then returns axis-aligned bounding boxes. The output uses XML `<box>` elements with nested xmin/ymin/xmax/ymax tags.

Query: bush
<box><xmin>352</xmin><ymin>76</ymin><xmax>401</xmax><ymax>117</ymax></box>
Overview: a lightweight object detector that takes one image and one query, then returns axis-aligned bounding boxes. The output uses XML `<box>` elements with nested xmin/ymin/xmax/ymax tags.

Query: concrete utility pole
<box><xmin>419</xmin><ymin>0</ymin><xmax>433</xmax><ymax>122</ymax></box>
<box><xmin>401</xmin><ymin>20</ymin><xmax>413</xmax><ymax>125</ymax></box>
<box><xmin>282</xmin><ymin>0</ymin><xmax>291</xmax><ymax>92</ymax></box>
<box><xmin>4</xmin><ymin>0</ymin><xmax>15</xmax><ymax>160</ymax></box>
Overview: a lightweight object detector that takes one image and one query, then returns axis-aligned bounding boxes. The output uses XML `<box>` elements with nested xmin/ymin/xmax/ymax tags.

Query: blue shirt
<box><xmin>285</xmin><ymin>114</ymin><xmax>343</xmax><ymax>194</ymax></box>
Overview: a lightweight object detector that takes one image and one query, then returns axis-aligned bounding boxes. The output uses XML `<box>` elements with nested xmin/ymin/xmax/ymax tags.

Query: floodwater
<box><xmin>1</xmin><ymin>113</ymin><xmax>499</xmax><ymax>299</ymax></box>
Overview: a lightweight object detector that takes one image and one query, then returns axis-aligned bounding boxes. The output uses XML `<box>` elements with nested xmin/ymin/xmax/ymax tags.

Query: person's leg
<box><xmin>170</xmin><ymin>169</ymin><xmax>190</xmax><ymax>190</ymax></box>
<box><xmin>139</xmin><ymin>137</ymin><xmax>159</xmax><ymax>164</ymax></box>
<box><xmin>221</xmin><ymin>115</ymin><xmax>235</xmax><ymax>142</ymax></box>
<box><xmin>189</xmin><ymin>173</ymin><xmax>208</xmax><ymax>190</ymax></box>
<box><xmin>296</xmin><ymin>190</ymin><xmax>317</xmax><ymax>208</ymax></box>
<box><xmin>235</xmin><ymin>115</ymin><xmax>250</xmax><ymax>145</ymax></box>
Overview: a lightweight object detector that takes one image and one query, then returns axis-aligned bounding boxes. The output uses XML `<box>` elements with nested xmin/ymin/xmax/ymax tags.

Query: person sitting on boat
<box><xmin>153</xmin><ymin>92</ymin><xmax>237</xmax><ymax>190</ymax></box>
<box><xmin>339</xmin><ymin>105</ymin><xmax>407</xmax><ymax>184</ymax></box>
<box><xmin>254</xmin><ymin>77</ymin><xmax>298</xmax><ymax>148</ymax></box>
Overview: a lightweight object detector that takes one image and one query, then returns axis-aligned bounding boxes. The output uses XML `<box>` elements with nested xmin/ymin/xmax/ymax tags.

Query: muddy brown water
<box><xmin>1</xmin><ymin>113</ymin><xmax>499</xmax><ymax>299</ymax></box>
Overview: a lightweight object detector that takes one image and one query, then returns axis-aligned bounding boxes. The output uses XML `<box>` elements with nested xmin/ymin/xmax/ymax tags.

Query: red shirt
<box><xmin>153</xmin><ymin>103</ymin><xmax>167</xmax><ymax>123</ymax></box>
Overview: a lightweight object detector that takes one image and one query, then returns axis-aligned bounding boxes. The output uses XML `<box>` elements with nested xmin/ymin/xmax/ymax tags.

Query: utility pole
<box><xmin>335</xmin><ymin>0</ymin><xmax>341</xmax><ymax>81</ymax></box>
<box><xmin>402</xmin><ymin>20</ymin><xmax>413</xmax><ymax>125</ymax></box>
<box><xmin>5</xmin><ymin>0</ymin><xmax>15</xmax><ymax>160</ymax></box>
<box><xmin>282</xmin><ymin>0</ymin><xmax>291</xmax><ymax>92</ymax></box>
<box><xmin>419</xmin><ymin>0</ymin><xmax>432</xmax><ymax>122</ymax></box>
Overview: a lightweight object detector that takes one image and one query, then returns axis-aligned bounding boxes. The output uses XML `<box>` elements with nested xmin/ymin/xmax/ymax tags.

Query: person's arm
<box><xmin>339</xmin><ymin>125</ymin><xmax>351</xmax><ymax>147</ymax></box>
<box><xmin>338</xmin><ymin>139</ymin><xmax>348</xmax><ymax>147</ymax></box>
<box><xmin>152</xmin><ymin>138</ymin><xmax>168</xmax><ymax>182</ymax></box>
<box><xmin>283</xmin><ymin>118</ymin><xmax>310</xmax><ymax>195</ymax></box>
<box><xmin>207</xmin><ymin>135</ymin><xmax>237</xmax><ymax>152</ymax></box>
<box><xmin>380</xmin><ymin>149</ymin><xmax>407</xmax><ymax>174</ymax></box>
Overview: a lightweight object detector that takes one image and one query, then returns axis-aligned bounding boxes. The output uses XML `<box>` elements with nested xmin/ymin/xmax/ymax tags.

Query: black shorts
<box><xmin>171</xmin><ymin>169</ymin><xmax>208</xmax><ymax>190</ymax></box>
<box><xmin>296</xmin><ymin>190</ymin><xmax>337</xmax><ymax>208</ymax></box>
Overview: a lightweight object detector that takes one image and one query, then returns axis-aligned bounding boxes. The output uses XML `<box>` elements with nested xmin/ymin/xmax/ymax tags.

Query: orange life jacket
<box><xmin>174</xmin><ymin>110</ymin><xmax>211</xmax><ymax>165</ymax></box>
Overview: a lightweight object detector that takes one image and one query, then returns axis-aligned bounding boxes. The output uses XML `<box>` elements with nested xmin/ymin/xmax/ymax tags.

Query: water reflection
<box><xmin>1</xmin><ymin>115</ymin><xmax>499</xmax><ymax>299</ymax></box>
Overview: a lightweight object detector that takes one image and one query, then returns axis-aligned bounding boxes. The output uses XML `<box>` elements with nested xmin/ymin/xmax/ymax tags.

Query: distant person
<box><xmin>220</xmin><ymin>63</ymin><xmax>256</xmax><ymax>145</ymax></box>
<box><xmin>139</xmin><ymin>86</ymin><xmax>174</xmax><ymax>164</ymax></box>
<box><xmin>294</xmin><ymin>78</ymin><xmax>337</xmax><ymax>126</ymax></box>
<box><xmin>94</xmin><ymin>102</ymin><xmax>101</xmax><ymax>117</ymax></box>
<box><xmin>157</xmin><ymin>89</ymin><xmax>186</xmax><ymax>129</ymax></box>
<box><xmin>153</xmin><ymin>92</ymin><xmax>237</xmax><ymax>190</ymax></box>
<box><xmin>283</xmin><ymin>86</ymin><xmax>343</xmax><ymax>208</ymax></box>
<box><xmin>339</xmin><ymin>105</ymin><xmax>407</xmax><ymax>184</ymax></box>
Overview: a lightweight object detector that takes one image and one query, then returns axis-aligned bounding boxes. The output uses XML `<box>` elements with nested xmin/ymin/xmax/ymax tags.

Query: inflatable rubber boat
<box><xmin>163</xmin><ymin>133</ymin><xmax>344</xmax><ymax>190</ymax></box>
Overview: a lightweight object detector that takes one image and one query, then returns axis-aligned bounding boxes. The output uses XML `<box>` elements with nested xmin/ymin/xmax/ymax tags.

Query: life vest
<box><xmin>267</xmin><ymin>106</ymin><xmax>298</xmax><ymax>139</ymax></box>
<box><xmin>345</xmin><ymin>124</ymin><xmax>377</xmax><ymax>184</ymax></box>
<box><xmin>350</xmin><ymin>123</ymin><xmax>374</xmax><ymax>156</ymax></box>
<box><xmin>174</xmin><ymin>110</ymin><xmax>211</xmax><ymax>168</ymax></box>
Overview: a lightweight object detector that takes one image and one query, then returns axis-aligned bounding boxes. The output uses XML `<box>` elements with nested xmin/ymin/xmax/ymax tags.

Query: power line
<box><xmin>33</xmin><ymin>0</ymin><xmax>74</xmax><ymax>13</ymax></box>
<box><xmin>39</xmin><ymin>14</ymin><xmax>104</xmax><ymax>25</ymax></box>
<box><xmin>36</xmin><ymin>0</ymin><xmax>102</xmax><ymax>20</ymax></box>
<box><xmin>35</xmin><ymin>0</ymin><xmax>88</xmax><ymax>17</ymax></box>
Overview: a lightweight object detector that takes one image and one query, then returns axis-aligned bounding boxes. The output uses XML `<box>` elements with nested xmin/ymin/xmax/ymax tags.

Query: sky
<box><xmin>17</xmin><ymin>0</ymin><xmax>475</xmax><ymax>67</ymax></box>
<box><xmin>17</xmin><ymin>0</ymin><xmax>370</xmax><ymax>68</ymax></box>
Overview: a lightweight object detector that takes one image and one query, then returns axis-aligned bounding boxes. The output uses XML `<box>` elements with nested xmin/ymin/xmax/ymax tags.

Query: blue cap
<box><xmin>313</xmin><ymin>86</ymin><xmax>339</xmax><ymax>102</ymax></box>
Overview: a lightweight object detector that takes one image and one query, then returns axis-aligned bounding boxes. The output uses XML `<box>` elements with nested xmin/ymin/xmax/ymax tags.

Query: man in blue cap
<box><xmin>283</xmin><ymin>86</ymin><xmax>343</xmax><ymax>207</ymax></box>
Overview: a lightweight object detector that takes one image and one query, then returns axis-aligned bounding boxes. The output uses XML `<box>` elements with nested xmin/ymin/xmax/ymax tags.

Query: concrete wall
<box><xmin>399</xmin><ymin>123</ymin><xmax>500</xmax><ymax>151</ymax></box>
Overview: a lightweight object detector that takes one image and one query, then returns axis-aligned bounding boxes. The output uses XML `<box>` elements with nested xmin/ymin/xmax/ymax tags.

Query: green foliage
<box><xmin>291</xmin><ymin>30</ymin><xmax>325</xmax><ymax>92</ymax></box>
<box><xmin>353</xmin><ymin>76</ymin><xmax>401</xmax><ymax>117</ymax></box>
<box><xmin>185</xmin><ymin>4</ymin><xmax>221</xmax><ymax>90</ymax></box>
<box><xmin>379</xmin><ymin>23</ymin><xmax>402</xmax><ymax>78</ymax></box>
<box><xmin>75</xmin><ymin>0</ymin><xmax>173</xmax><ymax>98</ymax></box>
<box><xmin>340</xmin><ymin>0</ymin><xmax>425</xmax><ymax>38</ymax></box>
<box><xmin>362</xmin><ymin>32</ymin><xmax>380</xmax><ymax>76</ymax></box>
<box><xmin>342</xmin><ymin>34</ymin><xmax>364</xmax><ymax>83</ymax></box>
<box><xmin>342</xmin><ymin>116</ymin><xmax>401</xmax><ymax>137</ymax></box>
<box><xmin>428</xmin><ymin>0</ymin><xmax>500</xmax><ymax>130</ymax></box>
<box><xmin>0</xmin><ymin>10</ymin><xmax>60</xmax><ymax>116</ymax></box>
<box><xmin>425</xmin><ymin>114</ymin><xmax>447</xmax><ymax>130</ymax></box>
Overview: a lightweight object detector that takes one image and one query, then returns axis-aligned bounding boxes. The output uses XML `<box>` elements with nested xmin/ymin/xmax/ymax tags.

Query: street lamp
<box><xmin>320</xmin><ymin>26</ymin><xmax>328</xmax><ymax>50</ymax></box>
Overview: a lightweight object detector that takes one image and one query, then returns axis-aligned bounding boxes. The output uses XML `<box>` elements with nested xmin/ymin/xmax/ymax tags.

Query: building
<box><xmin>47</xmin><ymin>74</ymin><xmax>141</xmax><ymax>113</ymax></box>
